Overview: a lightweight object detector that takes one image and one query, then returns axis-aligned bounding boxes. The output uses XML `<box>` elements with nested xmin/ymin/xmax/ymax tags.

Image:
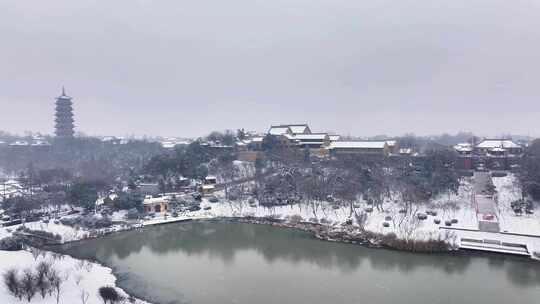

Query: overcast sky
<box><xmin>1</xmin><ymin>0</ymin><xmax>539</xmax><ymax>138</ymax></box>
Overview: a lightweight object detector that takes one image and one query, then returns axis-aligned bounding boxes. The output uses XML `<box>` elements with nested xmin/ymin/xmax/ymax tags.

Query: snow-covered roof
<box><xmin>161</xmin><ymin>141</ymin><xmax>176</xmax><ymax>148</ymax></box>
<box><xmin>31</xmin><ymin>140</ymin><xmax>51</xmax><ymax>146</ymax></box>
<box><xmin>386</xmin><ymin>140</ymin><xmax>397</xmax><ymax>147</ymax></box>
<box><xmin>293</xmin><ymin>133</ymin><xmax>328</xmax><ymax>140</ymax></box>
<box><xmin>9</xmin><ymin>140</ymin><xmax>29</xmax><ymax>146</ymax></box>
<box><xmin>282</xmin><ymin>133</ymin><xmax>296</xmax><ymax>140</ymax></box>
<box><xmin>143</xmin><ymin>197</ymin><xmax>170</xmax><ymax>205</ymax></box>
<box><xmin>454</xmin><ymin>143</ymin><xmax>473</xmax><ymax>152</ymax></box>
<box><xmin>288</xmin><ymin>124</ymin><xmax>310</xmax><ymax>134</ymax></box>
<box><xmin>202</xmin><ymin>184</ymin><xmax>215</xmax><ymax>190</ymax></box>
<box><xmin>476</xmin><ymin>139</ymin><xmax>521</xmax><ymax>149</ymax></box>
<box><xmin>268</xmin><ymin>124</ymin><xmax>310</xmax><ymax>135</ymax></box>
<box><xmin>328</xmin><ymin>141</ymin><xmax>387</xmax><ymax>149</ymax></box>
<box><xmin>328</xmin><ymin>135</ymin><xmax>341</xmax><ymax>141</ymax></box>
<box><xmin>399</xmin><ymin>148</ymin><xmax>413</xmax><ymax>154</ymax></box>
<box><xmin>268</xmin><ymin>126</ymin><xmax>291</xmax><ymax>136</ymax></box>
<box><xmin>251</xmin><ymin>136</ymin><xmax>264</xmax><ymax>143</ymax></box>
<box><xmin>205</xmin><ymin>176</ymin><xmax>217</xmax><ymax>180</ymax></box>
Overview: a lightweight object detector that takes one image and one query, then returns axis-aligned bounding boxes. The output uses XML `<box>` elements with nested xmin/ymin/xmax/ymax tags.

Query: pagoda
<box><xmin>54</xmin><ymin>87</ymin><xmax>75</xmax><ymax>138</ymax></box>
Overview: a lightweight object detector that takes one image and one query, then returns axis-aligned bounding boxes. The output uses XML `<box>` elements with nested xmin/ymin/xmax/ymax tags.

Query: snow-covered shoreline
<box><xmin>0</xmin><ymin>250</ymin><xmax>150</xmax><ymax>304</ymax></box>
<box><xmin>2</xmin><ymin>173</ymin><xmax>540</xmax><ymax>303</ymax></box>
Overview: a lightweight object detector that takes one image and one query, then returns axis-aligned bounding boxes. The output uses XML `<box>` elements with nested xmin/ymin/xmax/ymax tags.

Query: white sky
<box><xmin>1</xmin><ymin>0</ymin><xmax>539</xmax><ymax>138</ymax></box>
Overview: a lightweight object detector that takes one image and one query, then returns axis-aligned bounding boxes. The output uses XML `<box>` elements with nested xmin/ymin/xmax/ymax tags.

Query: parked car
<box><xmin>417</xmin><ymin>213</ymin><xmax>428</xmax><ymax>220</ymax></box>
<box><xmin>483</xmin><ymin>213</ymin><xmax>495</xmax><ymax>221</ymax></box>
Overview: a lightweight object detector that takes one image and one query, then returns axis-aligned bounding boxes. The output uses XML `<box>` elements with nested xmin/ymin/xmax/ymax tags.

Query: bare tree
<box><xmin>3</xmin><ymin>268</ymin><xmax>22</xmax><ymax>300</ymax></box>
<box><xmin>47</xmin><ymin>268</ymin><xmax>66</xmax><ymax>304</ymax></box>
<box><xmin>21</xmin><ymin>268</ymin><xmax>37</xmax><ymax>302</ymax></box>
<box><xmin>30</xmin><ymin>246</ymin><xmax>44</xmax><ymax>261</ymax></box>
<box><xmin>36</xmin><ymin>260</ymin><xmax>52</xmax><ymax>299</ymax></box>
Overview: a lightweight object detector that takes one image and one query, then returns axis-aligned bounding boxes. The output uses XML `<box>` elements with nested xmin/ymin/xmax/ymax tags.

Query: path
<box><xmin>473</xmin><ymin>172</ymin><xmax>500</xmax><ymax>232</ymax></box>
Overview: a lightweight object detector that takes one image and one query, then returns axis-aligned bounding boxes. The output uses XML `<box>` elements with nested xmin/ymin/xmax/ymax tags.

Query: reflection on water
<box><xmin>58</xmin><ymin>221</ymin><xmax>540</xmax><ymax>304</ymax></box>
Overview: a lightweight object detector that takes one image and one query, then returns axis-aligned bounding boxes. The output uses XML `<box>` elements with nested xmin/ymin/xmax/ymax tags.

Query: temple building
<box><xmin>54</xmin><ymin>87</ymin><xmax>75</xmax><ymax>138</ymax></box>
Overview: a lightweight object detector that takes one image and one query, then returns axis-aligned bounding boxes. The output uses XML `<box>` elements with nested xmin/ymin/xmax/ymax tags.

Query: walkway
<box><xmin>473</xmin><ymin>172</ymin><xmax>500</xmax><ymax>232</ymax></box>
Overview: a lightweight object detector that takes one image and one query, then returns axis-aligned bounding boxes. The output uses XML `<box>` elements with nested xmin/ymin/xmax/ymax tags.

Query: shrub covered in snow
<box><xmin>98</xmin><ymin>286</ymin><xmax>124</xmax><ymax>304</ymax></box>
<box><xmin>2</xmin><ymin>260</ymin><xmax>63</xmax><ymax>303</ymax></box>
<box><xmin>16</xmin><ymin>226</ymin><xmax>62</xmax><ymax>241</ymax></box>
<box><xmin>0</xmin><ymin>236</ymin><xmax>24</xmax><ymax>251</ymax></box>
<box><xmin>60</xmin><ymin>215</ymin><xmax>113</xmax><ymax>229</ymax></box>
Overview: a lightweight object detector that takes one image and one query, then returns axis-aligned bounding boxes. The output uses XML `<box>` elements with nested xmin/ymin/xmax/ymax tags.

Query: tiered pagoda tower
<box><xmin>54</xmin><ymin>87</ymin><xmax>75</xmax><ymax>138</ymax></box>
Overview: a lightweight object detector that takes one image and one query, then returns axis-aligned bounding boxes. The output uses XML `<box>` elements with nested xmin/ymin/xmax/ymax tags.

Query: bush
<box><xmin>16</xmin><ymin>227</ymin><xmax>61</xmax><ymax>241</ymax></box>
<box><xmin>0</xmin><ymin>236</ymin><xmax>24</xmax><ymax>251</ymax></box>
<box><xmin>126</xmin><ymin>208</ymin><xmax>140</xmax><ymax>220</ymax></box>
<box><xmin>417</xmin><ymin>213</ymin><xmax>428</xmax><ymax>220</ymax></box>
<box><xmin>63</xmin><ymin>215</ymin><xmax>114</xmax><ymax>229</ymax></box>
<box><xmin>99</xmin><ymin>286</ymin><xmax>123</xmax><ymax>304</ymax></box>
<box><xmin>60</xmin><ymin>217</ymin><xmax>78</xmax><ymax>226</ymax></box>
<box><xmin>289</xmin><ymin>215</ymin><xmax>303</xmax><ymax>224</ymax></box>
<box><xmin>35</xmin><ymin>261</ymin><xmax>52</xmax><ymax>299</ymax></box>
<box><xmin>3</xmin><ymin>269</ymin><xmax>22</xmax><ymax>300</ymax></box>
<box><xmin>491</xmin><ymin>171</ymin><xmax>508</xmax><ymax>178</ymax></box>
<box><xmin>382</xmin><ymin>236</ymin><xmax>449</xmax><ymax>252</ymax></box>
<box><xmin>21</xmin><ymin>268</ymin><xmax>37</xmax><ymax>302</ymax></box>
<box><xmin>320</xmin><ymin>218</ymin><xmax>331</xmax><ymax>224</ymax></box>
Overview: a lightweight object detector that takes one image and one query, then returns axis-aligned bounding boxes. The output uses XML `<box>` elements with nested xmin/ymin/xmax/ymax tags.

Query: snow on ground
<box><xmin>0</xmin><ymin>250</ymin><xmax>150</xmax><ymax>304</ymax></box>
<box><xmin>0</xmin><ymin>221</ymin><xmax>91</xmax><ymax>243</ymax></box>
<box><xmin>493</xmin><ymin>174</ymin><xmax>540</xmax><ymax>236</ymax></box>
<box><xmin>176</xmin><ymin>178</ymin><xmax>477</xmax><ymax>242</ymax></box>
<box><xmin>111</xmin><ymin>210</ymin><xmax>128</xmax><ymax>222</ymax></box>
<box><xmin>0</xmin><ymin>179</ymin><xmax>25</xmax><ymax>200</ymax></box>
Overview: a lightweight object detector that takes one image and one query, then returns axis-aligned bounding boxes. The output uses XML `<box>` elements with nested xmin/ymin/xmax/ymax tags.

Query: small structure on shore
<box><xmin>143</xmin><ymin>197</ymin><xmax>170</xmax><ymax>213</ymax></box>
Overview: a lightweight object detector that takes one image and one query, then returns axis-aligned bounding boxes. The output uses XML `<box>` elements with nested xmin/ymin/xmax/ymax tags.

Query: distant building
<box><xmin>204</xmin><ymin>176</ymin><xmax>217</xmax><ymax>185</ymax></box>
<box><xmin>454</xmin><ymin>143</ymin><xmax>474</xmax><ymax>156</ymax></box>
<box><xmin>454</xmin><ymin>139</ymin><xmax>523</xmax><ymax>170</ymax></box>
<box><xmin>143</xmin><ymin>197</ymin><xmax>169</xmax><ymax>213</ymax></box>
<box><xmin>201</xmin><ymin>184</ymin><xmax>216</xmax><ymax>195</ymax></box>
<box><xmin>475</xmin><ymin>139</ymin><xmax>523</xmax><ymax>156</ymax></box>
<box><xmin>54</xmin><ymin>87</ymin><xmax>75</xmax><ymax>138</ymax></box>
<box><xmin>399</xmin><ymin>148</ymin><xmax>414</xmax><ymax>156</ymax></box>
<box><xmin>268</xmin><ymin>126</ymin><xmax>293</xmax><ymax>136</ymax></box>
<box><xmin>268</xmin><ymin>124</ymin><xmax>311</xmax><ymax>136</ymax></box>
<box><xmin>293</xmin><ymin>133</ymin><xmax>330</xmax><ymax>149</ymax></box>
<box><xmin>328</xmin><ymin>135</ymin><xmax>341</xmax><ymax>142</ymax></box>
<box><xmin>327</xmin><ymin>141</ymin><xmax>395</xmax><ymax>156</ymax></box>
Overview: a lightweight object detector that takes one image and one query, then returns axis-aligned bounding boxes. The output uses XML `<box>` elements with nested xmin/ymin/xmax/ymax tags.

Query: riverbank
<box><xmin>0</xmin><ymin>250</ymin><xmax>151</xmax><ymax>304</ymax></box>
<box><xmin>51</xmin><ymin>220</ymin><xmax>540</xmax><ymax>304</ymax></box>
<box><xmin>228</xmin><ymin>216</ymin><xmax>452</xmax><ymax>253</ymax></box>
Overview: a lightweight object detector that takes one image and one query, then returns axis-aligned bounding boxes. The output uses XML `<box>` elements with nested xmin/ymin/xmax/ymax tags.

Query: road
<box><xmin>473</xmin><ymin>171</ymin><xmax>500</xmax><ymax>232</ymax></box>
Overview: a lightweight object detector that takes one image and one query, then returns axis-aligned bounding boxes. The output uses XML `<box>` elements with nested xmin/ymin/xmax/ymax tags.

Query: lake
<box><xmin>57</xmin><ymin>221</ymin><xmax>540</xmax><ymax>304</ymax></box>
